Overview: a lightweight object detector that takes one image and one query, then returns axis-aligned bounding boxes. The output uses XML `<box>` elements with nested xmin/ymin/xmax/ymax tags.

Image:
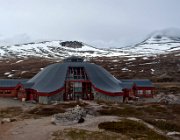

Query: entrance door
<box><xmin>64</xmin><ymin>81</ymin><xmax>93</xmax><ymax>101</ymax></box>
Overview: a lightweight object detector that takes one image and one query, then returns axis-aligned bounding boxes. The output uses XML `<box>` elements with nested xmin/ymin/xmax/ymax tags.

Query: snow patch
<box><xmin>16</xmin><ymin>60</ymin><xmax>23</xmax><ymax>63</ymax></box>
<box><xmin>142</xmin><ymin>57</ymin><xmax>149</xmax><ymax>60</ymax></box>
<box><xmin>21</xmin><ymin>71</ymin><xmax>28</xmax><ymax>74</ymax></box>
<box><xmin>127</xmin><ymin>58</ymin><xmax>136</xmax><ymax>61</ymax></box>
<box><xmin>167</xmin><ymin>131</ymin><xmax>180</xmax><ymax>136</ymax></box>
<box><xmin>151</xmin><ymin>69</ymin><xmax>155</xmax><ymax>74</ymax></box>
<box><xmin>139</xmin><ymin>62</ymin><xmax>158</xmax><ymax>65</ymax></box>
<box><xmin>4</xmin><ymin>72</ymin><xmax>11</xmax><ymax>75</ymax></box>
<box><xmin>7</xmin><ymin>74</ymin><xmax>14</xmax><ymax>78</ymax></box>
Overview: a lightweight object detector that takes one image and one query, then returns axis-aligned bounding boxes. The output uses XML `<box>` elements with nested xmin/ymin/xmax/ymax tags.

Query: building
<box><xmin>0</xmin><ymin>57</ymin><xmax>155</xmax><ymax>104</ymax></box>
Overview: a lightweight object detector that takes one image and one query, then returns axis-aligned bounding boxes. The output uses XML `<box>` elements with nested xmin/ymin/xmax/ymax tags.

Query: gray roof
<box><xmin>121</xmin><ymin>81</ymin><xmax>134</xmax><ymax>89</ymax></box>
<box><xmin>0</xmin><ymin>79</ymin><xmax>28</xmax><ymax>88</ymax></box>
<box><xmin>121</xmin><ymin>79</ymin><xmax>154</xmax><ymax>87</ymax></box>
<box><xmin>28</xmin><ymin>62</ymin><xmax>123</xmax><ymax>93</ymax></box>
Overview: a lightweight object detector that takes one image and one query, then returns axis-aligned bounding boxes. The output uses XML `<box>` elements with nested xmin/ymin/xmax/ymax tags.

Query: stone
<box><xmin>51</xmin><ymin>105</ymin><xmax>87</xmax><ymax>125</ymax></box>
<box><xmin>78</xmin><ymin>117</ymin><xmax>85</xmax><ymax>123</ymax></box>
<box><xmin>1</xmin><ymin>118</ymin><xmax>17</xmax><ymax>124</ymax></box>
<box><xmin>1</xmin><ymin>118</ymin><xmax>11</xmax><ymax>124</ymax></box>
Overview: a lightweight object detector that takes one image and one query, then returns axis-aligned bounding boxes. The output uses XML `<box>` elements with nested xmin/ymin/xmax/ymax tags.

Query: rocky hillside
<box><xmin>116</xmin><ymin>29</ymin><xmax>180</xmax><ymax>56</ymax></box>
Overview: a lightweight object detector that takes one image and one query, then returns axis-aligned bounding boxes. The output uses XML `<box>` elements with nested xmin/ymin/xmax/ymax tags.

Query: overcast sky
<box><xmin>0</xmin><ymin>0</ymin><xmax>180</xmax><ymax>47</ymax></box>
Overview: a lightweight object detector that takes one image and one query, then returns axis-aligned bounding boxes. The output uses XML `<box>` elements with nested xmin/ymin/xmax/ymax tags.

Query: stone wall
<box><xmin>39</xmin><ymin>90</ymin><xmax>64</xmax><ymax>104</ymax></box>
<box><xmin>93</xmin><ymin>90</ymin><xmax>123</xmax><ymax>103</ymax></box>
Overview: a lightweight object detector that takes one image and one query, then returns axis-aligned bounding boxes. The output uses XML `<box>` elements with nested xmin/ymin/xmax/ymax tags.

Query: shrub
<box><xmin>145</xmin><ymin>119</ymin><xmax>180</xmax><ymax>132</ymax></box>
<box><xmin>98</xmin><ymin>120</ymin><xmax>169</xmax><ymax>140</ymax></box>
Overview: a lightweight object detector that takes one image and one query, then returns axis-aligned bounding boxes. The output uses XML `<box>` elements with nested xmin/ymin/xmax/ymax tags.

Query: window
<box><xmin>5</xmin><ymin>90</ymin><xmax>12</xmax><ymax>94</ymax></box>
<box><xmin>74</xmin><ymin>82</ymin><xmax>82</xmax><ymax>92</ymax></box>
<box><xmin>66</xmin><ymin>67</ymin><xmax>88</xmax><ymax>80</ymax></box>
<box><xmin>137</xmin><ymin>90</ymin><xmax>143</xmax><ymax>95</ymax></box>
<box><xmin>146</xmin><ymin>90</ymin><xmax>151</xmax><ymax>94</ymax></box>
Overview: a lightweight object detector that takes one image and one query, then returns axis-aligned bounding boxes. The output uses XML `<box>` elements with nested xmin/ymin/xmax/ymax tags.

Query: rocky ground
<box><xmin>1</xmin><ymin>98</ymin><xmax>180</xmax><ymax>140</ymax></box>
<box><xmin>0</xmin><ymin>53</ymin><xmax>180</xmax><ymax>97</ymax></box>
<box><xmin>0</xmin><ymin>52</ymin><xmax>180</xmax><ymax>82</ymax></box>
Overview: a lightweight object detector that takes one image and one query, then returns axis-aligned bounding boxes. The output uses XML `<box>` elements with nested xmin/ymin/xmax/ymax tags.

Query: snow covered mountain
<box><xmin>0</xmin><ymin>29</ymin><xmax>180</xmax><ymax>59</ymax></box>
<box><xmin>120</xmin><ymin>28</ymin><xmax>180</xmax><ymax>56</ymax></box>
<box><xmin>0</xmin><ymin>40</ymin><xmax>126</xmax><ymax>59</ymax></box>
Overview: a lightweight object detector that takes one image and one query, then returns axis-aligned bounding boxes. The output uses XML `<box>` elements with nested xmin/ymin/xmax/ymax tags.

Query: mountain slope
<box><xmin>120</xmin><ymin>29</ymin><xmax>180</xmax><ymax>55</ymax></box>
<box><xmin>0</xmin><ymin>41</ymin><xmax>126</xmax><ymax>59</ymax></box>
<box><xmin>0</xmin><ymin>29</ymin><xmax>180</xmax><ymax>59</ymax></box>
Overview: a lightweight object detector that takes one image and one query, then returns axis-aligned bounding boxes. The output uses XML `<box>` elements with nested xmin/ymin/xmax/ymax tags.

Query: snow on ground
<box><xmin>15</xmin><ymin>60</ymin><xmax>23</xmax><ymax>63</ymax></box>
<box><xmin>139</xmin><ymin>62</ymin><xmax>159</xmax><ymax>65</ymax></box>
<box><xmin>11</xmin><ymin>70</ymin><xmax>18</xmax><ymax>72</ymax></box>
<box><xmin>175</xmin><ymin>54</ymin><xmax>180</xmax><ymax>56</ymax></box>
<box><xmin>0</xmin><ymin>36</ymin><xmax>179</xmax><ymax>59</ymax></box>
<box><xmin>4</xmin><ymin>72</ymin><xmax>11</xmax><ymax>75</ymax></box>
<box><xmin>7</xmin><ymin>74</ymin><xmax>14</xmax><ymax>78</ymax></box>
<box><xmin>21</xmin><ymin>71</ymin><xmax>28</xmax><ymax>74</ymax></box>
<box><xmin>142</xmin><ymin>57</ymin><xmax>149</xmax><ymax>60</ymax></box>
<box><xmin>112</xmin><ymin>59</ymin><xmax>119</xmax><ymax>62</ymax></box>
<box><xmin>167</xmin><ymin>131</ymin><xmax>180</xmax><ymax>136</ymax></box>
<box><xmin>122</xmin><ymin>68</ymin><xmax>129</xmax><ymax>71</ymax></box>
<box><xmin>151</xmin><ymin>69</ymin><xmax>155</xmax><ymax>74</ymax></box>
<box><xmin>127</xmin><ymin>58</ymin><xmax>136</xmax><ymax>61</ymax></box>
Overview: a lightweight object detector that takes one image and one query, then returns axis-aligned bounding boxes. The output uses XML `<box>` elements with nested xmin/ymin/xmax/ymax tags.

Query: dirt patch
<box><xmin>0</xmin><ymin>107</ymin><xmax>23</xmax><ymax>118</ymax></box>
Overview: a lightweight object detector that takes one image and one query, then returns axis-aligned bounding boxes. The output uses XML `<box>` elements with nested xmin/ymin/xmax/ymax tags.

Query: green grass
<box><xmin>98</xmin><ymin>119</ymin><xmax>169</xmax><ymax>140</ymax></box>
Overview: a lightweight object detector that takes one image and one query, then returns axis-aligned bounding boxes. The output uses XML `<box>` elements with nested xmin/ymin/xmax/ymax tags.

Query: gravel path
<box><xmin>0</xmin><ymin>98</ymin><xmax>35</xmax><ymax>109</ymax></box>
<box><xmin>0</xmin><ymin>115</ymin><xmax>120</xmax><ymax>140</ymax></box>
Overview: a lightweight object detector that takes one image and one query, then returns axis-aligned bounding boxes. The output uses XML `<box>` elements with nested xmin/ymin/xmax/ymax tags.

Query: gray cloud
<box><xmin>0</xmin><ymin>0</ymin><xmax>180</xmax><ymax>47</ymax></box>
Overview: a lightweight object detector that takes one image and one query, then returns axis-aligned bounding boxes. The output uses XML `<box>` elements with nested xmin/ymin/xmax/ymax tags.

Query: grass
<box><xmin>98</xmin><ymin>106</ymin><xmax>143</xmax><ymax>117</ymax></box>
<box><xmin>52</xmin><ymin>128</ymin><xmax>127</xmax><ymax>140</ymax></box>
<box><xmin>168</xmin><ymin>104</ymin><xmax>180</xmax><ymax>115</ymax></box>
<box><xmin>27</xmin><ymin>105</ymin><xmax>65</xmax><ymax>116</ymax></box>
<box><xmin>98</xmin><ymin>119</ymin><xmax>169</xmax><ymax>140</ymax></box>
<box><xmin>55</xmin><ymin>101</ymin><xmax>88</xmax><ymax>109</ymax></box>
<box><xmin>98</xmin><ymin>104</ymin><xmax>173</xmax><ymax>120</ymax></box>
<box><xmin>138</xmin><ymin>104</ymin><xmax>168</xmax><ymax>116</ymax></box>
<box><xmin>145</xmin><ymin>119</ymin><xmax>180</xmax><ymax>132</ymax></box>
<box><xmin>0</xmin><ymin>107</ymin><xmax>23</xmax><ymax>118</ymax></box>
<box><xmin>26</xmin><ymin>101</ymin><xmax>87</xmax><ymax>118</ymax></box>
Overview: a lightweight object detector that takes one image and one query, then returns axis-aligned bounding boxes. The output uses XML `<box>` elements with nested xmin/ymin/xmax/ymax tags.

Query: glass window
<box><xmin>146</xmin><ymin>90</ymin><xmax>151</xmax><ymax>94</ymax></box>
<box><xmin>138</xmin><ymin>90</ymin><xmax>143</xmax><ymax>95</ymax></box>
